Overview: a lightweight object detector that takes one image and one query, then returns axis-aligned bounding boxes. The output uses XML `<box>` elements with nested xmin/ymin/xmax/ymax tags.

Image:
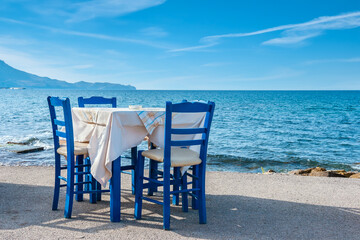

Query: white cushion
<box><xmin>142</xmin><ymin>148</ymin><xmax>202</xmax><ymax>167</ymax></box>
<box><xmin>57</xmin><ymin>141</ymin><xmax>88</xmax><ymax>156</ymax></box>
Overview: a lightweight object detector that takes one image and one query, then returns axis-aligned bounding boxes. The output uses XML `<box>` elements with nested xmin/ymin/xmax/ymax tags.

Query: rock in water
<box><xmin>1</xmin><ymin>143</ymin><xmax>44</xmax><ymax>154</ymax></box>
<box><xmin>349</xmin><ymin>173</ymin><xmax>360</xmax><ymax>179</ymax></box>
<box><xmin>311</xmin><ymin>167</ymin><xmax>327</xmax><ymax>172</ymax></box>
<box><xmin>289</xmin><ymin>167</ymin><xmax>327</xmax><ymax>176</ymax></box>
<box><xmin>308</xmin><ymin>171</ymin><xmax>346</xmax><ymax>178</ymax></box>
<box><xmin>264</xmin><ymin>169</ymin><xmax>276</xmax><ymax>174</ymax></box>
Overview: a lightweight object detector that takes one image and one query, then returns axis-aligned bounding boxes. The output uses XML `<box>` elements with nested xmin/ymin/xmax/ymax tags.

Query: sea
<box><xmin>0</xmin><ymin>89</ymin><xmax>359</xmax><ymax>173</ymax></box>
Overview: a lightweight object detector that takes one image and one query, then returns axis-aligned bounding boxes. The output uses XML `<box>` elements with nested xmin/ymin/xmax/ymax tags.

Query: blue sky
<box><xmin>0</xmin><ymin>0</ymin><xmax>359</xmax><ymax>90</ymax></box>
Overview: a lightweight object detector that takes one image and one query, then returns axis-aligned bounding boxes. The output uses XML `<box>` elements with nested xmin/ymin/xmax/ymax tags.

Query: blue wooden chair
<box><xmin>78</xmin><ymin>96</ymin><xmax>116</xmax><ymax>108</ymax></box>
<box><xmin>134</xmin><ymin>100</ymin><xmax>215</xmax><ymax>230</ymax></box>
<box><xmin>47</xmin><ymin>96</ymin><xmax>110</xmax><ymax>219</ymax></box>
<box><xmin>78</xmin><ymin>96</ymin><xmax>137</xmax><ymax>198</ymax></box>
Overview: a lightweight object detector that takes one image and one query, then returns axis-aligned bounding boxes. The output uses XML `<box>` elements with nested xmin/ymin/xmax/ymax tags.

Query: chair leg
<box><xmin>172</xmin><ymin>167</ymin><xmax>180</xmax><ymax>206</ymax></box>
<box><xmin>134</xmin><ymin>152</ymin><xmax>144</xmax><ymax>220</ymax></box>
<box><xmin>89</xmin><ymin>175</ymin><xmax>97</xmax><ymax>204</ymax></box>
<box><xmin>181</xmin><ymin>172</ymin><xmax>188</xmax><ymax>212</ymax></box>
<box><xmin>75</xmin><ymin>155</ymin><xmax>84</xmax><ymax>202</ymax></box>
<box><xmin>192</xmin><ymin>165</ymin><xmax>199</xmax><ymax>210</ymax></box>
<box><xmin>148</xmin><ymin>159</ymin><xmax>158</xmax><ymax>196</ymax></box>
<box><xmin>52</xmin><ymin>154</ymin><xmax>61</xmax><ymax>210</ymax></box>
<box><xmin>163</xmin><ymin>162</ymin><xmax>171</xmax><ymax>230</ymax></box>
<box><xmin>96</xmin><ymin>182</ymin><xmax>102</xmax><ymax>201</ymax></box>
<box><xmin>84</xmin><ymin>157</ymin><xmax>90</xmax><ymax>192</ymax></box>
<box><xmin>198</xmin><ymin>163</ymin><xmax>206</xmax><ymax>224</ymax></box>
<box><xmin>64</xmin><ymin>161</ymin><xmax>74</xmax><ymax>219</ymax></box>
<box><xmin>131</xmin><ymin>146</ymin><xmax>137</xmax><ymax>195</ymax></box>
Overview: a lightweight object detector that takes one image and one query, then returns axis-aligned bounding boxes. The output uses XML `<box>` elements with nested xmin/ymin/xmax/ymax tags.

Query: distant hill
<box><xmin>0</xmin><ymin>60</ymin><xmax>136</xmax><ymax>90</ymax></box>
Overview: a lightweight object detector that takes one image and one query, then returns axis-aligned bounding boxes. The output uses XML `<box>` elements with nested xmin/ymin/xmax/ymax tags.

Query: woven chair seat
<box><xmin>142</xmin><ymin>148</ymin><xmax>202</xmax><ymax>167</ymax></box>
<box><xmin>57</xmin><ymin>141</ymin><xmax>88</xmax><ymax>156</ymax></box>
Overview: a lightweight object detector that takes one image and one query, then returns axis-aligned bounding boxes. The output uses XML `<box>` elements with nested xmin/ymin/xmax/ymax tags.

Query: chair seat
<box><xmin>57</xmin><ymin>141</ymin><xmax>89</xmax><ymax>156</ymax></box>
<box><xmin>142</xmin><ymin>148</ymin><xmax>202</xmax><ymax>167</ymax></box>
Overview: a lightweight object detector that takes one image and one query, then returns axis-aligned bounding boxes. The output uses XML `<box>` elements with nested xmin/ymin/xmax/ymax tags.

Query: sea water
<box><xmin>0</xmin><ymin>89</ymin><xmax>359</xmax><ymax>173</ymax></box>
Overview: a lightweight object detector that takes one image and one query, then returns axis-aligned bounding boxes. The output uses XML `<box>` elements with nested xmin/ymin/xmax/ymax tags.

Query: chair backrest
<box><xmin>78</xmin><ymin>96</ymin><xmax>116</xmax><ymax>108</ymax></box>
<box><xmin>163</xmin><ymin>100</ymin><xmax>215</xmax><ymax>166</ymax></box>
<box><xmin>47</xmin><ymin>96</ymin><xmax>75</xmax><ymax>158</ymax></box>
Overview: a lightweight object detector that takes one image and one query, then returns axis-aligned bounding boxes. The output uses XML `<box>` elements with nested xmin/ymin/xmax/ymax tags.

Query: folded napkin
<box><xmin>136</xmin><ymin>110</ymin><xmax>165</xmax><ymax>134</ymax></box>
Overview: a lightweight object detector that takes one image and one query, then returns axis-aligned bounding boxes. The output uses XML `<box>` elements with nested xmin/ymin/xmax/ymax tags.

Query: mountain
<box><xmin>0</xmin><ymin>60</ymin><xmax>136</xmax><ymax>90</ymax></box>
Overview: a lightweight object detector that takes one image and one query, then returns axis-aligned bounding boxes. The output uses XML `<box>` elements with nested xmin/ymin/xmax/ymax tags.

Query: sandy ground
<box><xmin>1</xmin><ymin>166</ymin><xmax>360</xmax><ymax>240</ymax></box>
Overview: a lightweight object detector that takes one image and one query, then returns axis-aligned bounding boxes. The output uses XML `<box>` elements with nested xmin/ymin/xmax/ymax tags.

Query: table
<box><xmin>71</xmin><ymin>107</ymin><xmax>206</xmax><ymax>221</ymax></box>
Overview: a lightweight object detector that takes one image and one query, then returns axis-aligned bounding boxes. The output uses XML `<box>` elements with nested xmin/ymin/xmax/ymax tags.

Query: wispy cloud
<box><xmin>262</xmin><ymin>32</ymin><xmax>320</xmax><ymax>45</ymax></box>
<box><xmin>229</xmin><ymin>71</ymin><xmax>302</xmax><ymax>82</ymax></box>
<box><xmin>6</xmin><ymin>0</ymin><xmax>166</xmax><ymax>22</ymax></box>
<box><xmin>140</xmin><ymin>27</ymin><xmax>168</xmax><ymax>38</ymax></box>
<box><xmin>71</xmin><ymin>64</ymin><xmax>94</xmax><ymax>69</ymax></box>
<box><xmin>201</xmin><ymin>62</ymin><xmax>231</xmax><ymax>67</ymax></box>
<box><xmin>304</xmin><ymin>57</ymin><xmax>360</xmax><ymax>65</ymax></box>
<box><xmin>169</xmin><ymin>42</ymin><xmax>217</xmax><ymax>52</ymax></box>
<box><xmin>0</xmin><ymin>45</ymin><xmax>75</xmax><ymax>80</ymax></box>
<box><xmin>0</xmin><ymin>35</ymin><xmax>34</xmax><ymax>45</ymax></box>
<box><xmin>68</xmin><ymin>0</ymin><xmax>166</xmax><ymax>22</ymax></box>
<box><xmin>170</xmin><ymin>11</ymin><xmax>360</xmax><ymax>52</ymax></box>
<box><xmin>0</xmin><ymin>17</ymin><xmax>172</xmax><ymax>49</ymax></box>
<box><xmin>136</xmin><ymin>75</ymin><xmax>201</xmax><ymax>90</ymax></box>
<box><xmin>0</xmin><ymin>45</ymin><xmax>132</xmax><ymax>83</ymax></box>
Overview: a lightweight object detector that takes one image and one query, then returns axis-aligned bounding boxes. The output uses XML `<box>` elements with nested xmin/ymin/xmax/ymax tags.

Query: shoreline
<box><xmin>1</xmin><ymin>163</ymin><xmax>359</xmax><ymax>176</ymax></box>
<box><xmin>1</xmin><ymin>165</ymin><xmax>360</xmax><ymax>239</ymax></box>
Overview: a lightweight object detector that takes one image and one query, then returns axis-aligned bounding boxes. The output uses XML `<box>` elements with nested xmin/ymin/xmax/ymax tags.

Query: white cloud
<box><xmin>0</xmin><ymin>17</ymin><xmax>172</xmax><ymax>49</ymax></box>
<box><xmin>304</xmin><ymin>57</ymin><xmax>360</xmax><ymax>65</ymax></box>
<box><xmin>0</xmin><ymin>35</ymin><xmax>34</xmax><ymax>45</ymax></box>
<box><xmin>262</xmin><ymin>32</ymin><xmax>320</xmax><ymax>45</ymax></box>
<box><xmin>229</xmin><ymin>71</ymin><xmax>302</xmax><ymax>82</ymax></box>
<box><xmin>201</xmin><ymin>62</ymin><xmax>230</xmax><ymax>67</ymax></box>
<box><xmin>0</xmin><ymin>45</ymin><xmax>130</xmax><ymax>83</ymax></box>
<box><xmin>71</xmin><ymin>64</ymin><xmax>94</xmax><ymax>69</ymax></box>
<box><xmin>341</xmin><ymin>58</ymin><xmax>360</xmax><ymax>63</ymax></box>
<box><xmin>171</xmin><ymin>11</ymin><xmax>360</xmax><ymax>52</ymax></box>
<box><xmin>136</xmin><ymin>75</ymin><xmax>201</xmax><ymax>90</ymax></box>
<box><xmin>140</xmin><ymin>27</ymin><xmax>168</xmax><ymax>38</ymax></box>
<box><xmin>168</xmin><ymin>42</ymin><xmax>216</xmax><ymax>52</ymax></box>
<box><xmin>68</xmin><ymin>0</ymin><xmax>166</xmax><ymax>22</ymax></box>
<box><xmin>1</xmin><ymin>0</ymin><xmax>166</xmax><ymax>23</ymax></box>
<box><xmin>0</xmin><ymin>46</ymin><xmax>72</xmax><ymax>80</ymax></box>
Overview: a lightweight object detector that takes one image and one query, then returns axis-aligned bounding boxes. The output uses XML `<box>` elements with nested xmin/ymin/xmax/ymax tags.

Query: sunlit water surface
<box><xmin>1</xmin><ymin>89</ymin><xmax>359</xmax><ymax>173</ymax></box>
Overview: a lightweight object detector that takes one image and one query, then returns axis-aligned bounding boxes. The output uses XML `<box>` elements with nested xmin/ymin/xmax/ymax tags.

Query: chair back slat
<box><xmin>171</xmin><ymin>128</ymin><xmax>206</xmax><ymax>135</ymax></box>
<box><xmin>56</xmin><ymin>130</ymin><xmax>67</xmax><ymax>138</ymax></box>
<box><xmin>171</xmin><ymin>102</ymin><xmax>211</xmax><ymax>113</ymax></box>
<box><xmin>50</xmin><ymin>97</ymin><xmax>64</xmax><ymax>107</ymax></box>
<box><xmin>54</xmin><ymin>119</ymin><xmax>65</xmax><ymax>126</ymax></box>
<box><xmin>78</xmin><ymin>96</ymin><xmax>116</xmax><ymax>108</ymax></box>
<box><xmin>170</xmin><ymin>139</ymin><xmax>205</xmax><ymax>147</ymax></box>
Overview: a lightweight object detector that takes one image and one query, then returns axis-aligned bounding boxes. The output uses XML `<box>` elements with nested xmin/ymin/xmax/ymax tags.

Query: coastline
<box><xmin>1</xmin><ymin>166</ymin><xmax>360</xmax><ymax>239</ymax></box>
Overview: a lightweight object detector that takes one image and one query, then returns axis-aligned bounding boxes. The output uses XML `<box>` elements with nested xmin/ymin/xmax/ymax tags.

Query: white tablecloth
<box><xmin>72</xmin><ymin>107</ymin><xmax>205</xmax><ymax>186</ymax></box>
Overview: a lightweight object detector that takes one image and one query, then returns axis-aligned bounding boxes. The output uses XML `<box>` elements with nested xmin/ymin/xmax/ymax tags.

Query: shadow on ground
<box><xmin>1</xmin><ymin>182</ymin><xmax>360</xmax><ymax>239</ymax></box>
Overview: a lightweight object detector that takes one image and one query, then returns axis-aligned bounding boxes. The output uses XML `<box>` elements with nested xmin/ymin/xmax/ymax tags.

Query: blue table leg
<box><xmin>148</xmin><ymin>160</ymin><xmax>158</xmax><ymax>196</ymax></box>
<box><xmin>148</xmin><ymin>143</ymin><xmax>158</xmax><ymax>196</ymax></box>
<box><xmin>110</xmin><ymin>157</ymin><xmax>121</xmax><ymax>222</ymax></box>
<box><xmin>75</xmin><ymin>155</ymin><xmax>83</xmax><ymax>202</ymax></box>
<box><xmin>172</xmin><ymin>167</ymin><xmax>180</xmax><ymax>205</ymax></box>
<box><xmin>131</xmin><ymin>146</ymin><xmax>137</xmax><ymax>195</ymax></box>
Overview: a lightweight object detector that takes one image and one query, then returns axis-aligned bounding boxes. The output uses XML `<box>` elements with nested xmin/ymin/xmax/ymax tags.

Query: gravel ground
<box><xmin>1</xmin><ymin>166</ymin><xmax>360</xmax><ymax>239</ymax></box>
